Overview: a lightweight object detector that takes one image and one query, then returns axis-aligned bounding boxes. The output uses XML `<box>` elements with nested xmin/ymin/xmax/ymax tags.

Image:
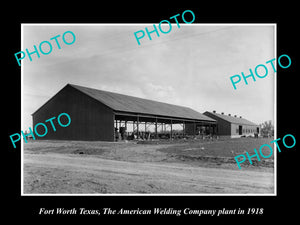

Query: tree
<box><xmin>260</xmin><ymin>120</ymin><xmax>274</xmax><ymax>137</ymax></box>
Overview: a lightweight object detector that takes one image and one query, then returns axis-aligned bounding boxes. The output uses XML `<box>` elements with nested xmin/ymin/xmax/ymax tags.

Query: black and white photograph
<box><xmin>21</xmin><ymin>24</ymin><xmax>276</xmax><ymax>195</ymax></box>
<box><xmin>5</xmin><ymin>4</ymin><xmax>299</xmax><ymax>221</ymax></box>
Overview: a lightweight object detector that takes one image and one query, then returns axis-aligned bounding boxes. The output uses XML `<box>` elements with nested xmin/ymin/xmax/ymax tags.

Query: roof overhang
<box><xmin>114</xmin><ymin>111</ymin><xmax>217</xmax><ymax>124</ymax></box>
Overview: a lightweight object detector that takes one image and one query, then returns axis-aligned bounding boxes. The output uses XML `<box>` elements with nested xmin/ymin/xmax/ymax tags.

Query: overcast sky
<box><xmin>22</xmin><ymin>24</ymin><xmax>275</xmax><ymax>130</ymax></box>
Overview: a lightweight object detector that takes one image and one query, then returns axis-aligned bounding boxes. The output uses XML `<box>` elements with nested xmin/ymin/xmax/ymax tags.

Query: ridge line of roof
<box><xmin>204</xmin><ymin>111</ymin><xmax>258</xmax><ymax>126</ymax></box>
<box><xmin>67</xmin><ymin>83</ymin><xmax>116</xmax><ymax>111</ymax></box>
<box><xmin>68</xmin><ymin>83</ymin><xmax>197</xmax><ymax>110</ymax></box>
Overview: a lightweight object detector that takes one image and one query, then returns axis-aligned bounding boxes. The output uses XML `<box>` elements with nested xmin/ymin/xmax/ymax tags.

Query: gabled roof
<box><xmin>204</xmin><ymin>111</ymin><xmax>258</xmax><ymax>126</ymax></box>
<box><xmin>68</xmin><ymin>84</ymin><xmax>215</xmax><ymax>122</ymax></box>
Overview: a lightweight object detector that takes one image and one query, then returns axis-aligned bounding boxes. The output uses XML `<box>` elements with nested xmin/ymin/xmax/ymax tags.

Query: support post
<box><xmin>170</xmin><ymin>119</ymin><xmax>173</xmax><ymax>140</ymax></box>
<box><xmin>113</xmin><ymin>114</ymin><xmax>116</xmax><ymax>142</ymax></box>
<box><xmin>155</xmin><ymin>117</ymin><xmax>158</xmax><ymax>139</ymax></box>
<box><xmin>183</xmin><ymin>121</ymin><xmax>185</xmax><ymax>138</ymax></box>
<box><xmin>137</xmin><ymin>115</ymin><xmax>139</xmax><ymax>140</ymax></box>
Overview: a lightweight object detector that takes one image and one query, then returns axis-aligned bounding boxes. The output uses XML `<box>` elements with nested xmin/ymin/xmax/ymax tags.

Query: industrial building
<box><xmin>203</xmin><ymin>111</ymin><xmax>259</xmax><ymax>138</ymax></box>
<box><xmin>32</xmin><ymin>84</ymin><xmax>216</xmax><ymax>141</ymax></box>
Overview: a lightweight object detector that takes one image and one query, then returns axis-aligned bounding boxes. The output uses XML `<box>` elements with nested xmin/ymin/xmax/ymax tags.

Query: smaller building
<box><xmin>203</xmin><ymin>111</ymin><xmax>259</xmax><ymax>138</ymax></box>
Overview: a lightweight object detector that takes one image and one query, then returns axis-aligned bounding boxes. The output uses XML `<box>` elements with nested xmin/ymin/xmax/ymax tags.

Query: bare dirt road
<box><xmin>23</xmin><ymin>140</ymin><xmax>274</xmax><ymax>194</ymax></box>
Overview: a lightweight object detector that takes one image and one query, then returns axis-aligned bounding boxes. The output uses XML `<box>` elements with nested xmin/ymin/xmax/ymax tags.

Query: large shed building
<box><xmin>203</xmin><ymin>111</ymin><xmax>259</xmax><ymax>138</ymax></box>
<box><xmin>32</xmin><ymin>84</ymin><xmax>216</xmax><ymax>141</ymax></box>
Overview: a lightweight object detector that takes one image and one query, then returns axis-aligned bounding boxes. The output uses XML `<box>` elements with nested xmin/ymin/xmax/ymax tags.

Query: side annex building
<box><xmin>203</xmin><ymin>111</ymin><xmax>259</xmax><ymax>138</ymax></box>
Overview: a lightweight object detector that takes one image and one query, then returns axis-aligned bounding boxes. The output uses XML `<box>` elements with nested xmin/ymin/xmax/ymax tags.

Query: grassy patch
<box><xmin>158</xmin><ymin>138</ymin><xmax>274</xmax><ymax>158</ymax></box>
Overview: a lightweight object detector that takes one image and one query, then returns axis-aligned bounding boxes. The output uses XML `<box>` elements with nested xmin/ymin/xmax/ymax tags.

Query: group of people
<box><xmin>114</xmin><ymin>128</ymin><xmax>151</xmax><ymax>141</ymax></box>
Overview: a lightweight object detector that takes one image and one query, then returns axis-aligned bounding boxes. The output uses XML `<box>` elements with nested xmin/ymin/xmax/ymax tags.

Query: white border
<box><xmin>21</xmin><ymin>23</ymin><xmax>277</xmax><ymax>196</ymax></box>
<box><xmin>21</xmin><ymin>24</ymin><xmax>24</xmax><ymax>195</ymax></box>
<box><xmin>274</xmin><ymin>25</ymin><xmax>277</xmax><ymax>196</ymax></box>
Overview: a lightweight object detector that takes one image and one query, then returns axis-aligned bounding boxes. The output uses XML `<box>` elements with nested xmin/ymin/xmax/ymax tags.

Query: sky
<box><xmin>22</xmin><ymin>24</ymin><xmax>275</xmax><ymax>130</ymax></box>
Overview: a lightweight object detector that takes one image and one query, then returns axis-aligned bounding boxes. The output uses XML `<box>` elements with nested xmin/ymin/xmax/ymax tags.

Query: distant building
<box><xmin>203</xmin><ymin>111</ymin><xmax>259</xmax><ymax>138</ymax></box>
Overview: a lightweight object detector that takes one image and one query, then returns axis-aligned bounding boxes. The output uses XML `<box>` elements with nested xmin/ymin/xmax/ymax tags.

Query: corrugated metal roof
<box><xmin>204</xmin><ymin>111</ymin><xmax>258</xmax><ymax>126</ymax></box>
<box><xmin>69</xmin><ymin>84</ymin><xmax>215</xmax><ymax>122</ymax></box>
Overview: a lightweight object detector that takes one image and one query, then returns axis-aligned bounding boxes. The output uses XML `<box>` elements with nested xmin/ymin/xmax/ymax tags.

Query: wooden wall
<box><xmin>32</xmin><ymin>85</ymin><xmax>114</xmax><ymax>141</ymax></box>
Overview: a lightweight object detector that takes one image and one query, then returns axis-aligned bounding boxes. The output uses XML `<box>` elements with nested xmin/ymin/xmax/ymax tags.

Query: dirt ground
<box><xmin>23</xmin><ymin>138</ymin><xmax>275</xmax><ymax>194</ymax></box>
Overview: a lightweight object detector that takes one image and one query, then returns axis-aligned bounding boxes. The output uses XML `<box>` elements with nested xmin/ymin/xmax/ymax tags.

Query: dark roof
<box><xmin>69</xmin><ymin>84</ymin><xmax>215</xmax><ymax>122</ymax></box>
<box><xmin>204</xmin><ymin>111</ymin><xmax>258</xmax><ymax>126</ymax></box>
